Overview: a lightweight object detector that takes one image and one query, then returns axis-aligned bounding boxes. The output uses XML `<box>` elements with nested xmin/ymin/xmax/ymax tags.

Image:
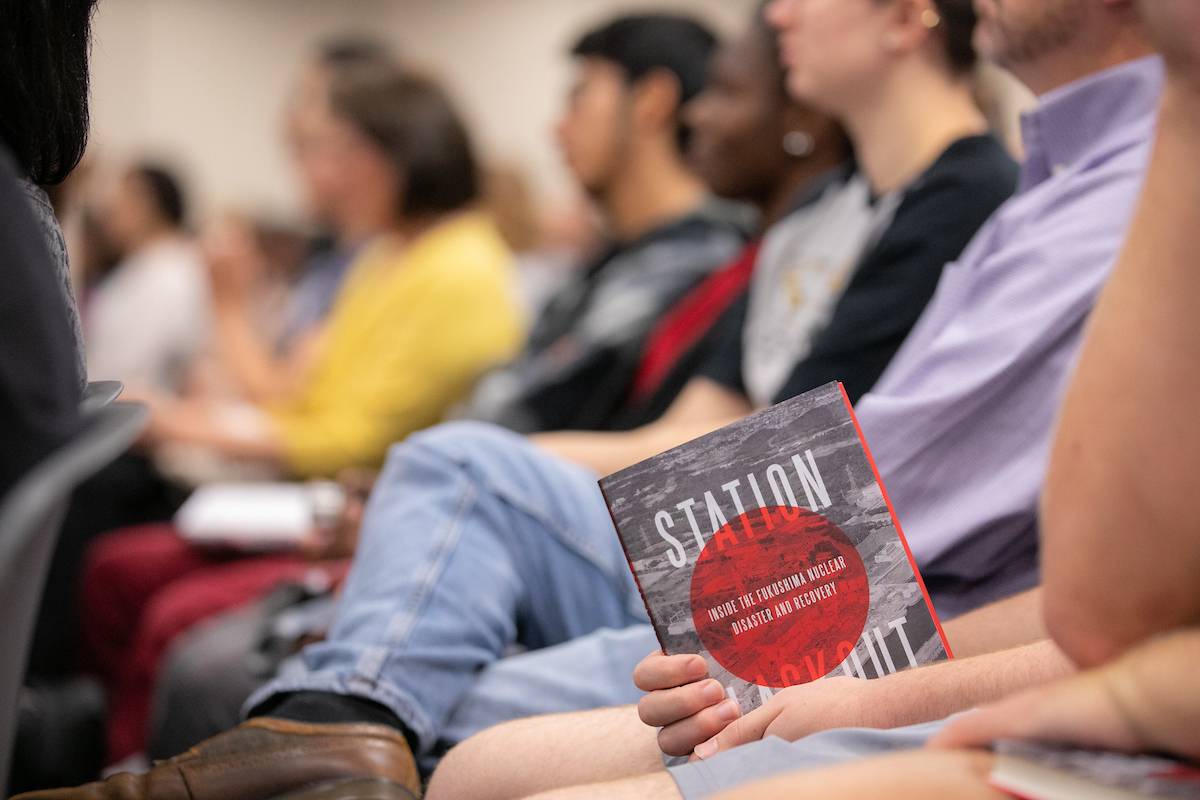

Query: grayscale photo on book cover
<box><xmin>601</xmin><ymin>381</ymin><xmax>949</xmax><ymax>711</ymax></box>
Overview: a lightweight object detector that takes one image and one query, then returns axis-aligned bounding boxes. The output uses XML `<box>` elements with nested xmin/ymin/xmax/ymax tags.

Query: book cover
<box><xmin>990</xmin><ymin>741</ymin><xmax>1200</xmax><ymax>799</ymax></box>
<box><xmin>599</xmin><ymin>381</ymin><xmax>951</xmax><ymax>710</ymax></box>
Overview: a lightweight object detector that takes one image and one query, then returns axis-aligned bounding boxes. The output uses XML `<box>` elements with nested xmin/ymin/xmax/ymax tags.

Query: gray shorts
<box><xmin>668</xmin><ymin>718</ymin><xmax>955</xmax><ymax>799</ymax></box>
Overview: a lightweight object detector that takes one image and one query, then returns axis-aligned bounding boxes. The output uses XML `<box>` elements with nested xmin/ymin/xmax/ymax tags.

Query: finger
<box><xmin>639</xmin><ymin>679</ymin><xmax>727</xmax><ymax>727</ymax></box>
<box><xmin>634</xmin><ymin>651</ymin><xmax>709</xmax><ymax>692</ymax></box>
<box><xmin>656</xmin><ymin>698</ymin><xmax>743</xmax><ymax>758</ymax></box>
<box><xmin>928</xmin><ymin>705</ymin><xmax>1030</xmax><ymax>751</ymax></box>
<box><xmin>930</xmin><ymin>675</ymin><xmax>1138</xmax><ymax>753</ymax></box>
<box><xmin>694</xmin><ymin>701</ymin><xmax>779</xmax><ymax>759</ymax></box>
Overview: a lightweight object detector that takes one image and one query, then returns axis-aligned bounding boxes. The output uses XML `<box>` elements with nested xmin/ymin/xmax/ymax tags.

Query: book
<box><xmin>989</xmin><ymin>741</ymin><xmax>1200</xmax><ymax>799</ymax></box>
<box><xmin>599</xmin><ymin>381</ymin><xmax>950</xmax><ymax>710</ymax></box>
<box><xmin>175</xmin><ymin>481</ymin><xmax>345</xmax><ymax>551</ymax></box>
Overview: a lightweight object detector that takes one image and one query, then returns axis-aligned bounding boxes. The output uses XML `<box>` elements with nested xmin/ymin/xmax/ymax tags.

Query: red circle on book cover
<box><xmin>689</xmin><ymin>506</ymin><xmax>869</xmax><ymax>688</ymax></box>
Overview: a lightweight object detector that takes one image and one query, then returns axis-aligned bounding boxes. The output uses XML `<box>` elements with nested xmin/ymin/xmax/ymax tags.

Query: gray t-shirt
<box><xmin>740</xmin><ymin>173</ymin><xmax>889</xmax><ymax>407</ymax></box>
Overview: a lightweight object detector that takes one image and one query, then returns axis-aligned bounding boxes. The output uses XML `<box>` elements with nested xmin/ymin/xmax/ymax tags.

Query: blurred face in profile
<box><xmin>287</xmin><ymin>94</ymin><xmax>399</xmax><ymax>240</ymax></box>
<box><xmin>286</xmin><ymin>93</ymin><xmax>340</xmax><ymax>224</ymax></box>
<box><xmin>767</xmin><ymin>0</ymin><xmax>898</xmax><ymax>117</ymax></box>
<box><xmin>104</xmin><ymin>171</ymin><xmax>160</xmax><ymax>255</ymax></box>
<box><xmin>685</xmin><ymin>25</ymin><xmax>795</xmax><ymax>202</ymax></box>
<box><xmin>973</xmin><ymin>0</ymin><xmax>1087</xmax><ymax>72</ymax></box>
<box><xmin>555</xmin><ymin>58</ymin><xmax>632</xmax><ymax>197</ymax></box>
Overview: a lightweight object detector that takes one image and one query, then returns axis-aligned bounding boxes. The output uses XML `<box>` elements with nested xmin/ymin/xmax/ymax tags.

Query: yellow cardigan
<box><xmin>269</xmin><ymin>213</ymin><xmax>523</xmax><ymax>477</ymax></box>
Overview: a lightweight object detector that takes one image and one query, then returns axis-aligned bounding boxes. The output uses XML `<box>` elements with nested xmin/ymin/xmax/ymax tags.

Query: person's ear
<box><xmin>630</xmin><ymin>68</ymin><xmax>684</xmax><ymax>140</ymax></box>
<box><xmin>881</xmin><ymin>0</ymin><xmax>943</xmax><ymax>57</ymax></box>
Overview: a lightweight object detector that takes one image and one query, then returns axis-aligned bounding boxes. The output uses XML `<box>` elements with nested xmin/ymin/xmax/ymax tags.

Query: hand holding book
<box><xmin>690</xmin><ymin>675</ymin><xmax>888</xmax><ymax>762</ymax></box>
<box><xmin>602</xmin><ymin>383</ymin><xmax>950</xmax><ymax>718</ymax></box>
<box><xmin>634</xmin><ymin>651</ymin><xmax>739</xmax><ymax>758</ymax></box>
<box><xmin>634</xmin><ymin>645</ymin><xmax>907</xmax><ymax>762</ymax></box>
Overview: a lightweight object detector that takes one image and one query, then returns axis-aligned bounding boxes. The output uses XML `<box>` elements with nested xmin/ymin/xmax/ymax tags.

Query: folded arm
<box><xmin>1041</xmin><ymin>30</ymin><xmax>1200</xmax><ymax>668</ymax></box>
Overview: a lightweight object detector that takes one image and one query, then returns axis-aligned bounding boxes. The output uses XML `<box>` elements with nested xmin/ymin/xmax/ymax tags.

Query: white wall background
<box><xmin>88</xmin><ymin>0</ymin><xmax>758</xmax><ymax>221</ymax></box>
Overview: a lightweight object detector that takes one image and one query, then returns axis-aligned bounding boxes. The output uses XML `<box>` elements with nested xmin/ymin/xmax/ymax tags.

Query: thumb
<box><xmin>693</xmin><ymin>701</ymin><xmax>780</xmax><ymax>760</ymax></box>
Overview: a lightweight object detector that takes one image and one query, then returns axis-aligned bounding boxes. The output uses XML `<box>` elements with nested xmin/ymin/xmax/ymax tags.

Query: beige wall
<box><xmin>88</xmin><ymin>0</ymin><xmax>757</xmax><ymax>221</ymax></box>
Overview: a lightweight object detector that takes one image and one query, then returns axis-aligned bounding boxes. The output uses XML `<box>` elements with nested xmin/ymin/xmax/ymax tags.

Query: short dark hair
<box><xmin>571</xmin><ymin>13</ymin><xmax>719</xmax><ymax>150</ymax></box>
<box><xmin>0</xmin><ymin>0</ymin><xmax>99</xmax><ymax>185</ymax></box>
<box><xmin>129</xmin><ymin>164</ymin><xmax>188</xmax><ymax>229</ymax></box>
<box><xmin>329</xmin><ymin>65</ymin><xmax>479</xmax><ymax>218</ymax></box>
<box><xmin>317</xmin><ymin>36</ymin><xmax>395</xmax><ymax>70</ymax></box>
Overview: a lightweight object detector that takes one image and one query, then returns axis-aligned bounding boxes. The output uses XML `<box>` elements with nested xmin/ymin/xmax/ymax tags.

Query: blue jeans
<box><xmin>245</xmin><ymin>422</ymin><xmax>655</xmax><ymax>763</ymax></box>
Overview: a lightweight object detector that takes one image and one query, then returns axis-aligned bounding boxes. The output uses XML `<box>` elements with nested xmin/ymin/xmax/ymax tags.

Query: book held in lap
<box><xmin>600</xmin><ymin>381</ymin><xmax>950</xmax><ymax>709</ymax></box>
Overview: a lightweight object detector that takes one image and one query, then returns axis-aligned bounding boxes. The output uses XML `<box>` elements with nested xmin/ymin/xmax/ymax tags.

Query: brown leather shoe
<box><xmin>10</xmin><ymin>718</ymin><xmax>420</xmax><ymax>800</ymax></box>
<box><xmin>270</xmin><ymin>779</ymin><xmax>417</xmax><ymax>799</ymax></box>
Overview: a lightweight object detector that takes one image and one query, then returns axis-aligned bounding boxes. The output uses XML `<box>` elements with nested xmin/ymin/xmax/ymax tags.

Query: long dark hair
<box><xmin>0</xmin><ymin>0</ymin><xmax>99</xmax><ymax>185</ymax></box>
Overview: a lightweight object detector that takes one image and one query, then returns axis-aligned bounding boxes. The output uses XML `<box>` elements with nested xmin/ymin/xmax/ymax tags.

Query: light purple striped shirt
<box><xmin>856</xmin><ymin>57</ymin><xmax>1164</xmax><ymax>618</ymax></box>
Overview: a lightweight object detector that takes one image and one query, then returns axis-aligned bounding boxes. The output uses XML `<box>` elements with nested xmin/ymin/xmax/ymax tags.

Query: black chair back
<box><xmin>80</xmin><ymin>381</ymin><xmax>124</xmax><ymax>416</ymax></box>
<box><xmin>0</xmin><ymin>402</ymin><xmax>147</xmax><ymax>795</ymax></box>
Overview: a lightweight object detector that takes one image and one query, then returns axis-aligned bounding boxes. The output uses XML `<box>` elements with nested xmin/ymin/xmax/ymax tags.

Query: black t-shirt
<box><xmin>701</xmin><ymin>135</ymin><xmax>1019</xmax><ymax>406</ymax></box>
<box><xmin>0</xmin><ymin>146</ymin><xmax>82</xmax><ymax>498</ymax></box>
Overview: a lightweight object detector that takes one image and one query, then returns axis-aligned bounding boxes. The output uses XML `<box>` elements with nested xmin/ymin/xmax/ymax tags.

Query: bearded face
<box><xmin>974</xmin><ymin>0</ymin><xmax>1090</xmax><ymax>71</ymax></box>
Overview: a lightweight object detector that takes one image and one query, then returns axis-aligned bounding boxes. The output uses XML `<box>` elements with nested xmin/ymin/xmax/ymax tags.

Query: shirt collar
<box><xmin>1019</xmin><ymin>56</ymin><xmax>1163</xmax><ymax>192</ymax></box>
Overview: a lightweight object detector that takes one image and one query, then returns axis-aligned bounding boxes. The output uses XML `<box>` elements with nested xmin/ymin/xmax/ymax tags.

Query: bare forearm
<box><xmin>943</xmin><ymin>589</ymin><xmax>1046</xmax><ymax>660</ymax></box>
<box><xmin>150</xmin><ymin>398</ymin><xmax>284</xmax><ymax>464</ymax></box>
<box><xmin>534</xmin><ymin>417</ymin><xmax>741</xmax><ymax>475</ymax></box>
<box><xmin>213</xmin><ymin>302</ymin><xmax>296</xmax><ymax>405</ymax></box>
<box><xmin>532</xmin><ymin>429</ymin><xmax>658</xmax><ymax>475</ymax></box>
<box><xmin>533</xmin><ymin>379</ymin><xmax>754</xmax><ymax>474</ymax></box>
<box><xmin>1042</xmin><ymin>85</ymin><xmax>1200</xmax><ymax>665</ymax></box>
<box><xmin>534</xmin><ymin>419</ymin><xmax>735</xmax><ymax>475</ymax></box>
<box><xmin>870</xmin><ymin>640</ymin><xmax>1074</xmax><ymax>729</ymax></box>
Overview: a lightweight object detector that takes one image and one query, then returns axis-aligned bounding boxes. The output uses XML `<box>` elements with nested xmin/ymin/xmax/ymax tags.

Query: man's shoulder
<box><xmin>1001</xmin><ymin>131</ymin><xmax>1153</xmax><ymax>249</ymax></box>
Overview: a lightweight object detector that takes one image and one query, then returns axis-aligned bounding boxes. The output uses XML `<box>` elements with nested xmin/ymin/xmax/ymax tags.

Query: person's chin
<box><xmin>785</xmin><ymin>74</ymin><xmax>817</xmax><ymax>106</ymax></box>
